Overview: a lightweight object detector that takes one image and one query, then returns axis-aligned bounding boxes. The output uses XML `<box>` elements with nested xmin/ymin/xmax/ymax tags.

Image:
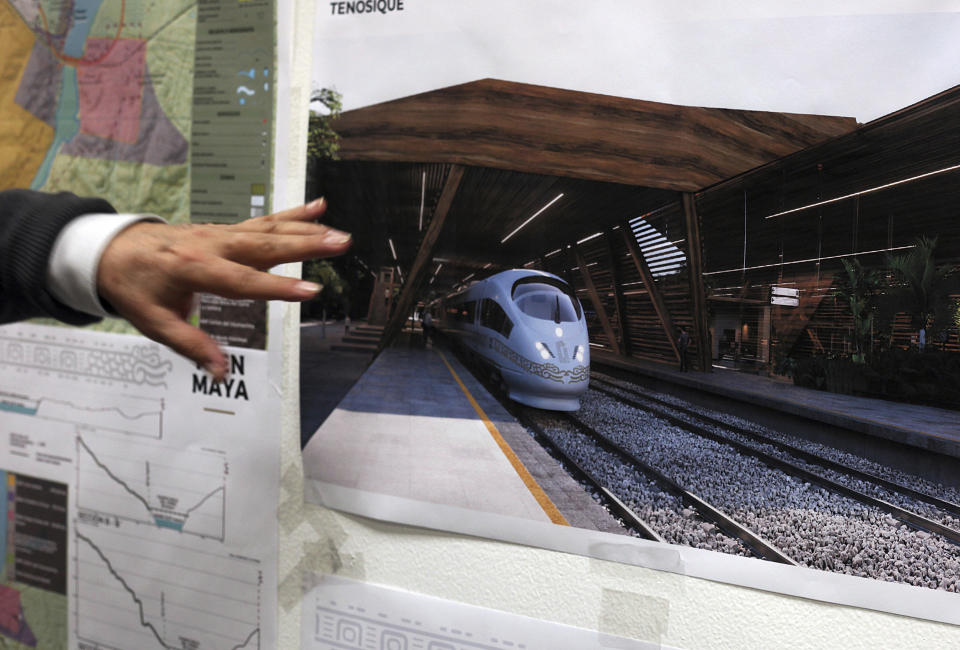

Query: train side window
<box><xmin>480</xmin><ymin>298</ymin><xmax>513</xmax><ymax>338</ymax></box>
<box><xmin>462</xmin><ymin>301</ymin><xmax>477</xmax><ymax>323</ymax></box>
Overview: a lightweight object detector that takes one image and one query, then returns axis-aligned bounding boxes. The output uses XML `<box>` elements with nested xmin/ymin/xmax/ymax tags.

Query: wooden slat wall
<box><xmin>538</xmin><ymin>204</ymin><xmax>700</xmax><ymax>366</ymax></box>
<box><xmin>694</xmin><ymin>85</ymin><xmax>960</xmax><ymax>366</ymax></box>
<box><xmin>794</xmin><ymin>287</ymin><xmax>960</xmax><ymax>358</ymax></box>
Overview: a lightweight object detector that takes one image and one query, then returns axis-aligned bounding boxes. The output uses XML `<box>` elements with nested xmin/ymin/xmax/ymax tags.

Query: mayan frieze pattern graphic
<box><xmin>0</xmin><ymin>336</ymin><xmax>172</xmax><ymax>386</ymax></box>
<box><xmin>488</xmin><ymin>338</ymin><xmax>588</xmax><ymax>383</ymax></box>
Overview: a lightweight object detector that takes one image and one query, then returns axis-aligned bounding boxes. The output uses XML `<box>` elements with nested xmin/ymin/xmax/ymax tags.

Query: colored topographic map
<box><xmin>0</xmin><ymin>0</ymin><xmax>196</xmax><ymax>222</ymax></box>
<box><xmin>0</xmin><ymin>472</ymin><xmax>67</xmax><ymax>649</ymax></box>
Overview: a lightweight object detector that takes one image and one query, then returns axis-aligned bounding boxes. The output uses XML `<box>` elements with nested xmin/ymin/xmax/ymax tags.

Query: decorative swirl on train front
<box><xmin>488</xmin><ymin>338</ymin><xmax>588</xmax><ymax>383</ymax></box>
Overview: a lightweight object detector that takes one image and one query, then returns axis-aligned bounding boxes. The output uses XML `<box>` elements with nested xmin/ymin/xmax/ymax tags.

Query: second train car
<box><xmin>437</xmin><ymin>269</ymin><xmax>590</xmax><ymax>411</ymax></box>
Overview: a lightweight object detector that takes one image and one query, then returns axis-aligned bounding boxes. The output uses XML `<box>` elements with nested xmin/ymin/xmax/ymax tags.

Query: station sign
<box><xmin>771</xmin><ymin>286</ymin><xmax>800</xmax><ymax>297</ymax></box>
<box><xmin>771</xmin><ymin>296</ymin><xmax>800</xmax><ymax>306</ymax></box>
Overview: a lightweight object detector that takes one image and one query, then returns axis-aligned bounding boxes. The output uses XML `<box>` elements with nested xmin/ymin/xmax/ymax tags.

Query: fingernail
<box><xmin>322</xmin><ymin>228</ymin><xmax>351</xmax><ymax>245</ymax></box>
<box><xmin>296</xmin><ymin>281</ymin><xmax>322</xmax><ymax>296</ymax></box>
<box><xmin>308</xmin><ymin>197</ymin><xmax>325</xmax><ymax>210</ymax></box>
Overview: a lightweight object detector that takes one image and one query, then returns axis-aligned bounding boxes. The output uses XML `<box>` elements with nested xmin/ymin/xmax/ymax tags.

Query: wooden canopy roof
<box><xmin>332</xmin><ymin>78</ymin><xmax>856</xmax><ymax>192</ymax></box>
<box><xmin>312</xmin><ymin>79</ymin><xmax>858</xmax><ymax>292</ymax></box>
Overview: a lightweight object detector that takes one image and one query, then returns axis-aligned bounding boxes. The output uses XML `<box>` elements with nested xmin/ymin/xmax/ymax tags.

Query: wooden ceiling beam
<box><xmin>605</xmin><ymin>230</ymin><xmax>630</xmax><ymax>356</ymax></box>
<box><xmin>575</xmin><ymin>245</ymin><xmax>622</xmax><ymax>354</ymax></box>
<box><xmin>378</xmin><ymin>165</ymin><xmax>465</xmax><ymax>353</ymax></box>
<box><xmin>682</xmin><ymin>193</ymin><xmax>713</xmax><ymax>371</ymax></box>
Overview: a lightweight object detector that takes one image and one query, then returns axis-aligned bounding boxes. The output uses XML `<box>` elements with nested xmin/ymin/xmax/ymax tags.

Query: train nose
<box><xmin>555</xmin><ymin>340</ymin><xmax>571</xmax><ymax>363</ymax></box>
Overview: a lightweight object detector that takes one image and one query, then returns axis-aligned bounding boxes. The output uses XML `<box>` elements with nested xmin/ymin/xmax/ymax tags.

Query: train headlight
<box><xmin>535</xmin><ymin>341</ymin><xmax>554</xmax><ymax>360</ymax></box>
<box><xmin>574</xmin><ymin>345</ymin><xmax>584</xmax><ymax>363</ymax></box>
<box><xmin>555</xmin><ymin>326</ymin><xmax>563</xmax><ymax>338</ymax></box>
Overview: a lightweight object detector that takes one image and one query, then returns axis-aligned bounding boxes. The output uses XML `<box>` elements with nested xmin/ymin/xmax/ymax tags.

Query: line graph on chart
<box><xmin>75</xmin><ymin>527</ymin><xmax>261</xmax><ymax>650</ymax></box>
<box><xmin>0</xmin><ymin>388</ymin><xmax>163</xmax><ymax>438</ymax></box>
<box><xmin>77</xmin><ymin>436</ymin><xmax>227</xmax><ymax>542</ymax></box>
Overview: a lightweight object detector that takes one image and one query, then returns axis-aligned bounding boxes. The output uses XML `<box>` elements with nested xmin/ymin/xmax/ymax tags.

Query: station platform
<box><xmin>591</xmin><ymin>350</ymin><xmax>960</xmax><ymax>461</ymax></box>
<box><xmin>302</xmin><ymin>341</ymin><xmax>625</xmax><ymax>534</ymax></box>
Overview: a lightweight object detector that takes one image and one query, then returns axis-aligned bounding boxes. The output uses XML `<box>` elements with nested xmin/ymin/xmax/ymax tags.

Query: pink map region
<box><xmin>77</xmin><ymin>38</ymin><xmax>147</xmax><ymax>144</ymax></box>
<box><xmin>0</xmin><ymin>585</ymin><xmax>36</xmax><ymax>646</ymax></box>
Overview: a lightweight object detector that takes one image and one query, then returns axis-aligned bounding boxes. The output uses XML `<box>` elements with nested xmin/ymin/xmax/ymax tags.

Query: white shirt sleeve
<box><xmin>45</xmin><ymin>213</ymin><xmax>165</xmax><ymax>318</ymax></box>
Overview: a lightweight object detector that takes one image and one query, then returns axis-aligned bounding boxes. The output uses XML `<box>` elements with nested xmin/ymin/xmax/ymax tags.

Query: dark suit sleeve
<box><xmin>0</xmin><ymin>189</ymin><xmax>116</xmax><ymax>325</ymax></box>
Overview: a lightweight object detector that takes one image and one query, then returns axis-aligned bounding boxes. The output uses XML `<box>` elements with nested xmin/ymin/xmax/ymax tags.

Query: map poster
<box><xmin>0</xmin><ymin>0</ymin><xmax>275</xmax><ymax>349</ymax></box>
<box><xmin>0</xmin><ymin>0</ymin><xmax>285</xmax><ymax>647</ymax></box>
<box><xmin>0</xmin><ymin>471</ymin><xmax>68</xmax><ymax>648</ymax></box>
<box><xmin>190</xmin><ymin>0</ymin><xmax>274</xmax><ymax>349</ymax></box>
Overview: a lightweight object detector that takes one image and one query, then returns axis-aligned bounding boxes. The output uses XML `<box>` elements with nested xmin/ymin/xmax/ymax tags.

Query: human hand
<box><xmin>96</xmin><ymin>198</ymin><xmax>350</xmax><ymax>379</ymax></box>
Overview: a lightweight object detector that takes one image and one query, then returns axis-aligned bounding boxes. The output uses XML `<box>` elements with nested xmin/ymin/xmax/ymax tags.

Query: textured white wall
<box><xmin>275</xmin><ymin>2</ymin><xmax>960</xmax><ymax>647</ymax></box>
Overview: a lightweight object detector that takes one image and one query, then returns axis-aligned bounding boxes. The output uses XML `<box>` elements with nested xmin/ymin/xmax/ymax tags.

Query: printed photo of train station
<box><xmin>300</xmin><ymin>78</ymin><xmax>960</xmax><ymax>612</ymax></box>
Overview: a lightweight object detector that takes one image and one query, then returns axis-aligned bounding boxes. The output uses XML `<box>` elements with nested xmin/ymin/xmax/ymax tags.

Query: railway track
<box><xmin>454</xmin><ymin>344</ymin><xmax>960</xmax><ymax>590</ymax></box>
<box><xmin>589</xmin><ymin>373</ymin><xmax>960</xmax><ymax>546</ymax></box>
<box><xmin>563</xmin><ymin>410</ymin><xmax>796</xmax><ymax>563</ymax></box>
<box><xmin>513</xmin><ymin>411</ymin><xmax>665</xmax><ymax>543</ymax></box>
<box><xmin>513</xmin><ymin>406</ymin><xmax>759</xmax><ymax>557</ymax></box>
<box><xmin>590</xmin><ymin>371</ymin><xmax>960</xmax><ymax>536</ymax></box>
<box><xmin>567</xmin><ymin>379</ymin><xmax>960</xmax><ymax>589</ymax></box>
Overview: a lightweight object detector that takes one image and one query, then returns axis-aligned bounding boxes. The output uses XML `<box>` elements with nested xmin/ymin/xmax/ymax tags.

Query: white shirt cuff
<box><xmin>46</xmin><ymin>213</ymin><xmax>165</xmax><ymax>318</ymax></box>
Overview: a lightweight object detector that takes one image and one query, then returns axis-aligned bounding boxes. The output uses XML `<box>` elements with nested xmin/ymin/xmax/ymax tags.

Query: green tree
<box><xmin>307</xmin><ymin>88</ymin><xmax>342</xmax><ymax>161</ymax></box>
<box><xmin>835</xmin><ymin>258</ymin><xmax>882</xmax><ymax>363</ymax></box>
<box><xmin>302</xmin><ymin>88</ymin><xmax>347</xmax><ymax>322</ymax></box>
<box><xmin>882</xmin><ymin>235</ymin><xmax>959</xmax><ymax>343</ymax></box>
<box><xmin>302</xmin><ymin>259</ymin><xmax>351</xmax><ymax>320</ymax></box>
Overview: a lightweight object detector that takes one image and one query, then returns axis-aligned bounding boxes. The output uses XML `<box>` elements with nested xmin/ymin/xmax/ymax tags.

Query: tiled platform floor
<box><xmin>302</xmin><ymin>343</ymin><xmax>625</xmax><ymax>532</ymax></box>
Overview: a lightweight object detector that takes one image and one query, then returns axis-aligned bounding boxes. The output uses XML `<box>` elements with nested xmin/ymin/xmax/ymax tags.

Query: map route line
<box><xmin>140</xmin><ymin>1</ymin><xmax>198</xmax><ymax>47</ymax></box>
<box><xmin>77</xmin><ymin>533</ymin><xmax>261</xmax><ymax>650</ymax></box>
<box><xmin>78</xmin><ymin>436</ymin><xmax>225</xmax><ymax>535</ymax></box>
<box><xmin>76</xmin><ymin>530</ymin><xmax>178</xmax><ymax>650</ymax></box>
<box><xmin>37</xmin><ymin>0</ymin><xmax>127</xmax><ymax>66</ymax></box>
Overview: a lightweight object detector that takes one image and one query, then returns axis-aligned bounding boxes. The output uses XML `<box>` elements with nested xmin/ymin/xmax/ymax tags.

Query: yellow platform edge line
<box><xmin>436</xmin><ymin>350</ymin><xmax>570</xmax><ymax>527</ymax></box>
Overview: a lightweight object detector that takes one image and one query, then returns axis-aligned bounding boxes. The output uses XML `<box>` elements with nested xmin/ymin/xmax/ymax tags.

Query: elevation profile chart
<box><xmin>75</xmin><ymin>527</ymin><xmax>261</xmax><ymax>650</ymax></box>
<box><xmin>77</xmin><ymin>436</ymin><xmax>227</xmax><ymax>541</ymax></box>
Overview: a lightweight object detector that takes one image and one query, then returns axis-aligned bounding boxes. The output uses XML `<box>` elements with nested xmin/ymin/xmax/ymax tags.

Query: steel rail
<box><xmin>589</xmin><ymin>380</ymin><xmax>960</xmax><ymax>546</ymax></box>
<box><xmin>565</xmin><ymin>413</ymin><xmax>797</xmax><ymax>565</ymax></box>
<box><xmin>511</xmin><ymin>408</ymin><xmax>665</xmax><ymax>543</ymax></box>
<box><xmin>591</xmin><ymin>371</ymin><xmax>960</xmax><ymax>519</ymax></box>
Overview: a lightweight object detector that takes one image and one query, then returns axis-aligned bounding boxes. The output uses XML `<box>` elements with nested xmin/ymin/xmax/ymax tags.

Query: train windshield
<box><xmin>511</xmin><ymin>277</ymin><xmax>582</xmax><ymax>322</ymax></box>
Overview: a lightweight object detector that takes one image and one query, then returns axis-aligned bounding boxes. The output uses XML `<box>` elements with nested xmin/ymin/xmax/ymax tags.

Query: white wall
<box><xmin>276</xmin><ymin>2</ymin><xmax>960</xmax><ymax>647</ymax></box>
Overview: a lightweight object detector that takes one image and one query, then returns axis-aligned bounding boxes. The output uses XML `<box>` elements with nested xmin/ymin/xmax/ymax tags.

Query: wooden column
<box><xmin>605</xmin><ymin>230</ymin><xmax>630</xmax><ymax>355</ymax></box>
<box><xmin>575</xmin><ymin>246</ymin><xmax>621</xmax><ymax>354</ymax></box>
<box><xmin>621</xmin><ymin>224</ymin><xmax>681</xmax><ymax>363</ymax></box>
<box><xmin>378</xmin><ymin>165</ymin><xmax>465</xmax><ymax>353</ymax></box>
<box><xmin>681</xmin><ymin>192</ymin><xmax>712</xmax><ymax>371</ymax></box>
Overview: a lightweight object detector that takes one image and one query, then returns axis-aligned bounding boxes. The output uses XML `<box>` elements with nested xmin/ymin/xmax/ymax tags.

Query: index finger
<box><xmin>221</xmin><ymin>230</ymin><xmax>352</xmax><ymax>268</ymax></box>
<box><xmin>258</xmin><ymin>197</ymin><xmax>328</xmax><ymax>224</ymax></box>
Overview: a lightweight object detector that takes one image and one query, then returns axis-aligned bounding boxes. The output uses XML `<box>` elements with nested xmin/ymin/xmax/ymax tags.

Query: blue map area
<box><xmin>31</xmin><ymin>0</ymin><xmax>106</xmax><ymax>189</ymax></box>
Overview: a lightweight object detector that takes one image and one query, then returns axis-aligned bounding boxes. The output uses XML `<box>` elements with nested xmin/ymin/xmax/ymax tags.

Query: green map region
<box><xmin>0</xmin><ymin>471</ymin><xmax>68</xmax><ymax>650</ymax></box>
<box><xmin>0</xmin><ymin>0</ymin><xmax>196</xmax><ymax>222</ymax></box>
<box><xmin>0</xmin><ymin>0</ymin><xmax>275</xmax><ymax>347</ymax></box>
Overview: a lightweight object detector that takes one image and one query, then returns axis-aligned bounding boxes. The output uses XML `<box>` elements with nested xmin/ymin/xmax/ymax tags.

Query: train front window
<box><xmin>511</xmin><ymin>279</ymin><xmax>581</xmax><ymax>322</ymax></box>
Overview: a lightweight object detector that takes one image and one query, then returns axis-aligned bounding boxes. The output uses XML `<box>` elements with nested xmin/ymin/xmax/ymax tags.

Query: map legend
<box><xmin>189</xmin><ymin>0</ymin><xmax>274</xmax><ymax>225</ymax></box>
